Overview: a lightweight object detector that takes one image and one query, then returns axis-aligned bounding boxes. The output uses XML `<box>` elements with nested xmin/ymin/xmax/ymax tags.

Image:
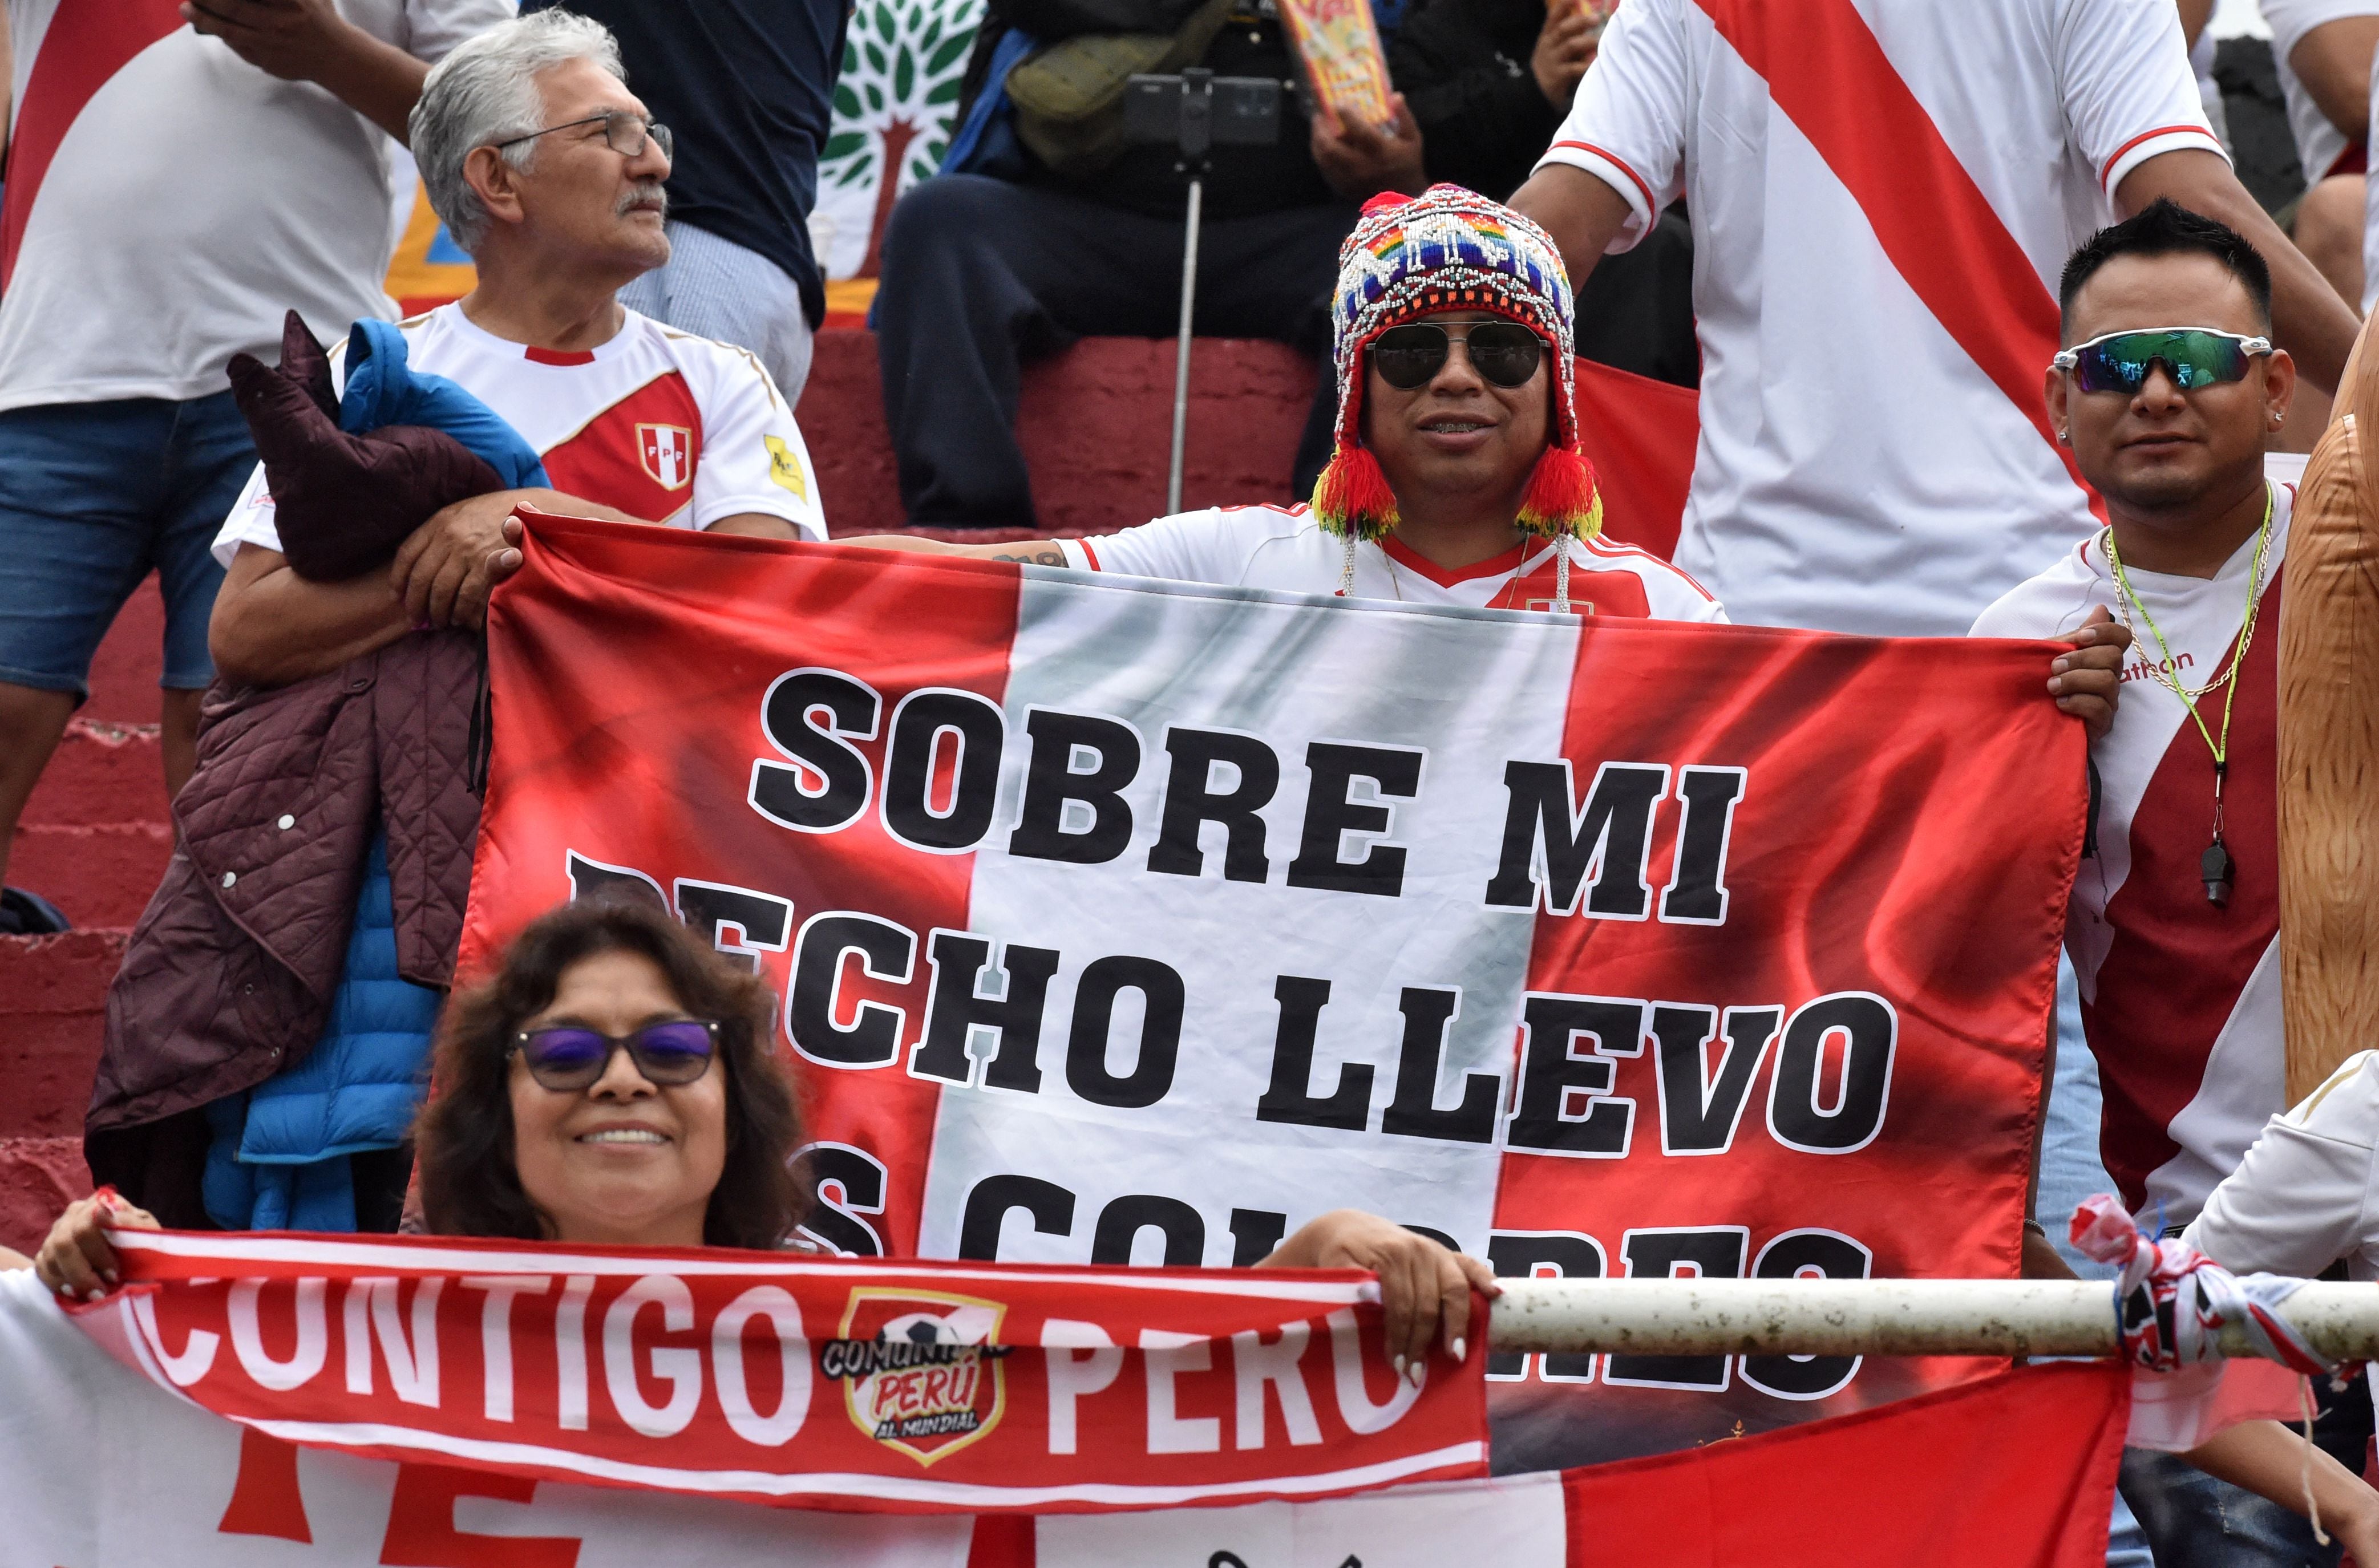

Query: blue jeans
<box><xmin>2121</xmin><ymin>1449</ymin><xmax>2345</xmax><ymax>1568</ymax></box>
<box><xmin>0</xmin><ymin>391</ymin><xmax>252</xmax><ymax>699</ymax></box>
<box><xmin>2037</xmin><ymin>956</ymin><xmax>2155</xmax><ymax>1568</ymax></box>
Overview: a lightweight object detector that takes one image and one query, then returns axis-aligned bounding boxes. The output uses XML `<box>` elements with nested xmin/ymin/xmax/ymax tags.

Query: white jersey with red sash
<box><xmin>1538</xmin><ymin>0</ymin><xmax>2224</xmax><ymax>636</ymax></box>
<box><xmin>1058</xmin><ymin>503</ymin><xmax>1729</xmax><ymax>619</ymax></box>
<box><xmin>1971</xmin><ymin>472</ymin><xmax>2295</xmax><ymax>1226</ymax></box>
<box><xmin>212</xmin><ymin>303</ymin><xmax>826</xmax><ymax>566</ymax></box>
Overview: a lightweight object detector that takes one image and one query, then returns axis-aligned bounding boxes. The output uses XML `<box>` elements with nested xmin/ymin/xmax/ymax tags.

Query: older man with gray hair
<box><xmin>209</xmin><ymin>9</ymin><xmax>828</xmax><ymax>691</ymax></box>
<box><xmin>84</xmin><ymin>11</ymin><xmax>831</xmax><ymax>1241</ymax></box>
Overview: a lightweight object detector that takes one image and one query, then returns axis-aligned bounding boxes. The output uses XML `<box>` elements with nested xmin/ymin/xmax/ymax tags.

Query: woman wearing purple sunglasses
<box><xmin>19</xmin><ymin>898</ymin><xmax>1492</xmax><ymax>1375</ymax></box>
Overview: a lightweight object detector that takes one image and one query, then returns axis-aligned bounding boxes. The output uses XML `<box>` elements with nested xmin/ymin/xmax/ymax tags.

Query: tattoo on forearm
<box><xmin>989</xmin><ymin>547</ymin><xmax>1069</xmax><ymax>565</ymax></box>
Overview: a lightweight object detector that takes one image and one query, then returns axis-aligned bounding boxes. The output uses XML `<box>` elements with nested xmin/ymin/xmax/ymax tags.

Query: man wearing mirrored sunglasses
<box><xmin>1972</xmin><ymin>198</ymin><xmax>2376</xmax><ymax>1567</ymax></box>
<box><xmin>851</xmin><ymin>186</ymin><xmax>1727</xmax><ymax>620</ymax></box>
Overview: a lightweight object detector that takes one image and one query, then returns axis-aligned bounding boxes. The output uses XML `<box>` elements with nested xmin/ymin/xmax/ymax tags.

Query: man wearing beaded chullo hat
<box><xmin>854</xmin><ymin>185</ymin><xmax>1725</xmax><ymax>619</ymax></box>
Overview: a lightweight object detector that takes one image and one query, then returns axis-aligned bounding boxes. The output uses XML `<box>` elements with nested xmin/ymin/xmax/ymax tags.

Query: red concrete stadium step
<box><xmin>0</xmin><ymin>931</ymin><xmax>119</xmax><ymax>1248</ymax></box>
<box><xmin>0</xmin><ymin>931</ymin><xmax>122</xmax><ymax>1137</ymax></box>
<box><xmin>19</xmin><ymin>718</ymin><xmax>169</xmax><ymax>831</ymax></box>
<box><xmin>0</xmin><ymin>1137</ymin><xmax>88</xmax><ymax>1257</ymax></box>
<box><xmin>86</xmin><ymin>573</ymin><xmax>166</xmax><ymax>726</ymax></box>
<box><xmin>797</xmin><ymin>329</ymin><xmax>1315</xmax><ymax>536</ymax></box>
<box><xmin>10</xmin><ymin>720</ymin><xmax>172</xmax><ymax>933</ymax></box>
<box><xmin>0</xmin><ymin>894</ymin><xmax>131</xmax><ymax>1252</ymax></box>
<box><xmin>7</xmin><ymin>821</ymin><xmax>170</xmax><ymax>934</ymax></box>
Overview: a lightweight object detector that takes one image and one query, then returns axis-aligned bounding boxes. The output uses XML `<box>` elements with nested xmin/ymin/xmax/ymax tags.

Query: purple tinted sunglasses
<box><xmin>511</xmin><ymin>1019</ymin><xmax>718</xmax><ymax>1091</ymax></box>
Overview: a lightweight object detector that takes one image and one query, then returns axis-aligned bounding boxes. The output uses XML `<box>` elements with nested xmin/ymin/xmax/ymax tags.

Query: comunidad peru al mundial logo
<box><xmin>827</xmin><ymin>1287</ymin><xmax>1013</xmax><ymax>1464</ymax></box>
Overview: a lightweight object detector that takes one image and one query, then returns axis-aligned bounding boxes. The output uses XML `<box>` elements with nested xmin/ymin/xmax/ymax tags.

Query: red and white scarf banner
<box><xmin>70</xmin><ymin>1230</ymin><xmax>1481</xmax><ymax>1513</ymax></box>
<box><xmin>6</xmin><ymin>1263</ymin><xmax>2127</xmax><ymax>1567</ymax></box>
<box><xmin>461</xmin><ymin>516</ymin><xmax>2083</xmax><ymax>1469</ymax></box>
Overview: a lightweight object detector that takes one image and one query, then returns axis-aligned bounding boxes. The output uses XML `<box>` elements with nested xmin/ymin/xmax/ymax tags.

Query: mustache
<box><xmin>617</xmin><ymin>181</ymin><xmax>667</xmax><ymax>217</ymax></box>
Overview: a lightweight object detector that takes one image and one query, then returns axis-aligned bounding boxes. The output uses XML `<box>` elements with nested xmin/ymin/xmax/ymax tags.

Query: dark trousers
<box><xmin>875</xmin><ymin>173</ymin><xmax>1356</xmax><ymax>527</ymax></box>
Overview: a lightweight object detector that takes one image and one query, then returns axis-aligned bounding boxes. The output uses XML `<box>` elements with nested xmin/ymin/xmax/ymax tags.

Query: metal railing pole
<box><xmin>1167</xmin><ymin>175</ymin><xmax>1203</xmax><ymax>517</ymax></box>
<box><xmin>1484</xmin><ymin>1278</ymin><xmax>2379</xmax><ymax>1363</ymax></box>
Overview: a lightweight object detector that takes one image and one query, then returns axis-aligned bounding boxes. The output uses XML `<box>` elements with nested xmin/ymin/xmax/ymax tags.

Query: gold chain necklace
<box><xmin>2099</xmin><ymin>481</ymin><xmax>2275</xmax><ymax>907</ymax></box>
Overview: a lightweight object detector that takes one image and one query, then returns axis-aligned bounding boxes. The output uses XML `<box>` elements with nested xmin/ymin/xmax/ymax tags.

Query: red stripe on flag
<box><xmin>968</xmin><ymin>1515</ymin><xmax>1035</xmax><ymax>1567</ymax></box>
<box><xmin>1690</xmin><ymin>0</ymin><xmax>2099</xmax><ymax>510</ymax></box>
<box><xmin>465</xmin><ymin>515</ymin><xmax>1025</xmax><ymax>1257</ymax></box>
<box><xmin>1</xmin><ymin>1</ymin><xmax>184</xmax><ymax>288</ymax></box>
<box><xmin>1489</xmin><ymin>619</ymin><xmax>2074</xmax><ymax>1470</ymax></box>
<box><xmin>2083</xmin><ymin>572</ymin><xmax>2281</xmax><ymax>1211</ymax></box>
<box><xmin>1561</xmin><ymin>1363</ymin><xmax>2127</xmax><ymax>1566</ymax></box>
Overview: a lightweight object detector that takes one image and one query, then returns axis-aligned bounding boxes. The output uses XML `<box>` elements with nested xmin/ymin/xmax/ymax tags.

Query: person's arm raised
<box><xmin>2176</xmin><ymin>0</ymin><xmax>2213</xmax><ymax>51</ymax></box>
<box><xmin>1508</xmin><ymin>164</ymin><xmax>1638</xmax><ymax>299</ymax></box>
<box><xmin>2117</xmin><ymin>148</ymin><xmax>2362</xmax><ymax>394</ymax></box>
<box><xmin>2287</xmin><ymin>17</ymin><xmax>2379</xmax><ymax>141</ymax></box>
<box><xmin>180</xmin><ymin>0</ymin><xmax>428</xmax><ymax>143</ymax></box>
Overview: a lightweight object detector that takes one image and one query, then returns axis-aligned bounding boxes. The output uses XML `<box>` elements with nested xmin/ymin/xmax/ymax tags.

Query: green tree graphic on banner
<box><xmin>820</xmin><ymin>0</ymin><xmax>982</xmax><ymax>278</ymax></box>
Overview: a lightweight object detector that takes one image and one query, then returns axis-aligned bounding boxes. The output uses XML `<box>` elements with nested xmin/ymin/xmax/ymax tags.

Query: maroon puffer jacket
<box><xmin>86</xmin><ymin>632</ymin><xmax>482</xmax><ymax>1220</ymax></box>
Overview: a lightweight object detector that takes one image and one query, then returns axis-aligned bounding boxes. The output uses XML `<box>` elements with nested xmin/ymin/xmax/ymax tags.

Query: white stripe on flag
<box><xmin>919</xmin><ymin>574</ymin><xmax>1581</xmax><ymax>1263</ymax></box>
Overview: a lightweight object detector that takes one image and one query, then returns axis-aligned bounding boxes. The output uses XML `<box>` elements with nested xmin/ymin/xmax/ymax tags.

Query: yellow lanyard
<box><xmin>2099</xmin><ymin>483</ymin><xmax>2274</xmax><ymax>906</ymax></box>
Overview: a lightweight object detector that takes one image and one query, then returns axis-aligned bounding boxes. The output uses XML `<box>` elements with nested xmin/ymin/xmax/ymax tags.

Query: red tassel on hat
<box><xmin>1514</xmin><ymin>444</ymin><xmax>1604</xmax><ymax>541</ymax></box>
<box><xmin>1309</xmin><ymin>444</ymin><xmax>1402</xmax><ymax>541</ymax></box>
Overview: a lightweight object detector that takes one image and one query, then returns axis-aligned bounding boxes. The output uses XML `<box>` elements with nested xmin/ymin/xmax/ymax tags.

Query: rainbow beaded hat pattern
<box><xmin>1310</xmin><ymin>184</ymin><xmax>1604</xmax><ymax>546</ymax></box>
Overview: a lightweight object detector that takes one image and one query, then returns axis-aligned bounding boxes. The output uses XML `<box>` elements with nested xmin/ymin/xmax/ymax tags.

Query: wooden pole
<box><xmin>2279</xmin><ymin>316</ymin><xmax>2379</xmax><ymax>1103</ymax></box>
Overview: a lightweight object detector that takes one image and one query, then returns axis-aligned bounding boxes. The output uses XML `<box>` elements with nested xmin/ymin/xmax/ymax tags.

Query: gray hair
<box><xmin>410</xmin><ymin>11</ymin><xmax>626</xmax><ymax>254</ymax></box>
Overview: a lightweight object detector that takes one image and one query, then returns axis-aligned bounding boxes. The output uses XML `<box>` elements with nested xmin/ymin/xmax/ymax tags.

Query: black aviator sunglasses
<box><xmin>1369</xmin><ymin>321</ymin><xmax>1548</xmax><ymax>390</ymax></box>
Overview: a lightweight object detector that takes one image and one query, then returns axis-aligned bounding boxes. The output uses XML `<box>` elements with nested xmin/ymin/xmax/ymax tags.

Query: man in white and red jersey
<box><xmin>0</xmin><ymin>0</ymin><xmax>509</xmax><ymax>930</ymax></box>
<box><xmin>1972</xmin><ymin>196</ymin><xmax>2379</xmax><ymax>1568</ymax></box>
<box><xmin>1976</xmin><ymin>200</ymin><xmax>2295</xmax><ymax>1236</ymax></box>
<box><xmin>1510</xmin><ymin>0</ymin><xmax>2358</xmax><ymax>638</ymax></box>
<box><xmin>208</xmin><ymin>11</ymin><xmax>826</xmax><ymax>690</ymax></box>
<box><xmin>854</xmin><ymin>187</ymin><xmax>1734</xmax><ymax>627</ymax></box>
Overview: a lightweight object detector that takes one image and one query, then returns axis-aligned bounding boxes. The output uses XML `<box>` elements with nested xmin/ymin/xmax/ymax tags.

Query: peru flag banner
<box><xmin>460</xmin><ymin>516</ymin><xmax>2083</xmax><ymax>1470</ymax></box>
<box><xmin>6</xmin><ymin>1262</ymin><xmax>2126</xmax><ymax>1568</ymax></box>
<box><xmin>66</xmin><ymin>1230</ymin><xmax>1479</xmax><ymax>1514</ymax></box>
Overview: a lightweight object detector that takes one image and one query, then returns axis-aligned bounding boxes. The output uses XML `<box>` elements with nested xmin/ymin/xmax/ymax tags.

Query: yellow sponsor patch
<box><xmin>765</xmin><ymin>435</ymin><xmax>808</xmax><ymax>500</ymax></box>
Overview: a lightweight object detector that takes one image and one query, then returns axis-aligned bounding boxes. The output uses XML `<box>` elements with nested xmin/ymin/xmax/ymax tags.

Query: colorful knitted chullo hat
<box><xmin>1311</xmin><ymin>185</ymin><xmax>1604</xmax><ymax>583</ymax></box>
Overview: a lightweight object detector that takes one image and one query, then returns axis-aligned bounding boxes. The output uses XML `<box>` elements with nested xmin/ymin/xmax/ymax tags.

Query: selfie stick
<box><xmin>1165</xmin><ymin>69</ymin><xmax>1217</xmax><ymax>516</ymax></box>
<box><xmin>1127</xmin><ymin>67</ymin><xmax>1280</xmax><ymax>514</ymax></box>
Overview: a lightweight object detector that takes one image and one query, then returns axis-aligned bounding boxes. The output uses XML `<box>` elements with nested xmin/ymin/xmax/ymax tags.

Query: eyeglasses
<box><xmin>1370</xmin><ymin>322</ymin><xmax>1547</xmax><ymax>390</ymax></box>
<box><xmin>492</xmin><ymin>111</ymin><xmax>674</xmax><ymax>162</ymax></box>
<box><xmin>511</xmin><ymin>1019</ymin><xmax>718</xmax><ymax>1092</ymax></box>
<box><xmin>2050</xmin><ymin>328</ymin><xmax>2271</xmax><ymax>396</ymax></box>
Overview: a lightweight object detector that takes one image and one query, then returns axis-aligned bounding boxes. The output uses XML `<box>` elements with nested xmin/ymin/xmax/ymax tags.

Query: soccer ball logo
<box><xmin>827</xmin><ymin>1289</ymin><xmax>1010</xmax><ymax>1464</ymax></box>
